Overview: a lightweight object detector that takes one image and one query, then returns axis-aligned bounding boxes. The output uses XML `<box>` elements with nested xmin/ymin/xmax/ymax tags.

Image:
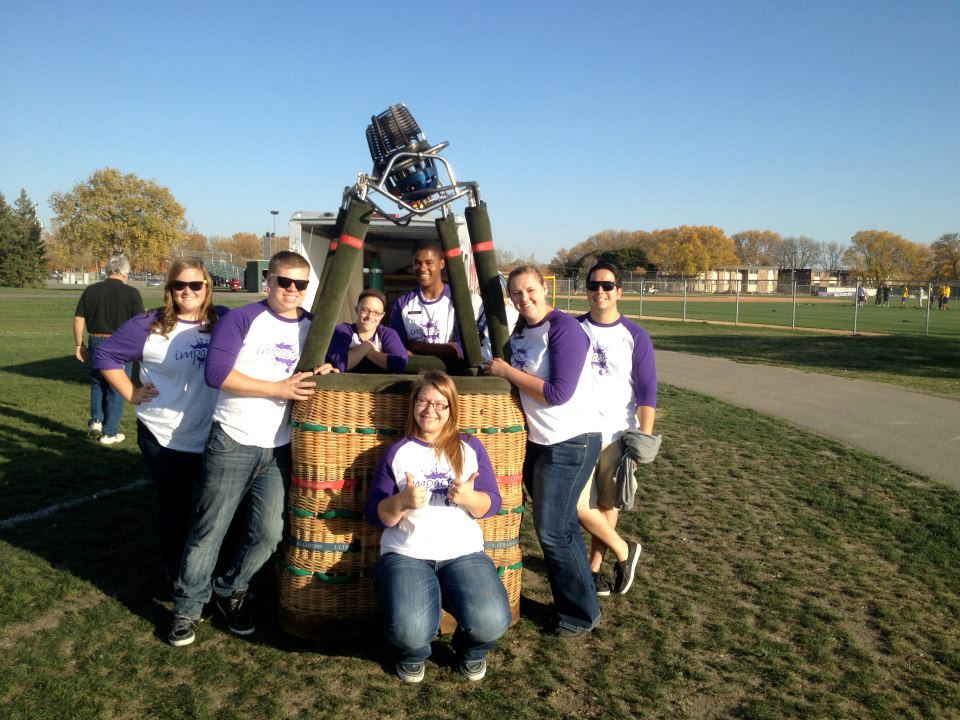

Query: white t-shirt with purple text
<box><xmin>205</xmin><ymin>300</ymin><xmax>312</xmax><ymax>448</ymax></box>
<box><xmin>364</xmin><ymin>434</ymin><xmax>501</xmax><ymax>561</ymax></box>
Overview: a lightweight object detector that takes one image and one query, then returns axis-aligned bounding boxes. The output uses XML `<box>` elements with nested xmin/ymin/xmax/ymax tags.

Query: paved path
<box><xmin>656</xmin><ymin>350</ymin><xmax>960</xmax><ymax>489</ymax></box>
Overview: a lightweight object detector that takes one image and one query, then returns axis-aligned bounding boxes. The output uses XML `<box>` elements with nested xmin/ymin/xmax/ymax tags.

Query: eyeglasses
<box><xmin>415</xmin><ymin>397</ymin><xmax>449</xmax><ymax>412</ymax></box>
<box><xmin>276</xmin><ymin>276</ymin><xmax>309</xmax><ymax>292</ymax></box>
<box><xmin>586</xmin><ymin>280</ymin><xmax>617</xmax><ymax>292</ymax></box>
<box><xmin>170</xmin><ymin>280</ymin><xmax>208</xmax><ymax>292</ymax></box>
<box><xmin>357</xmin><ymin>306</ymin><xmax>385</xmax><ymax>318</ymax></box>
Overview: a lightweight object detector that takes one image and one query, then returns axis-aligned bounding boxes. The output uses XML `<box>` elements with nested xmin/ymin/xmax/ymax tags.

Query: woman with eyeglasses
<box><xmin>94</xmin><ymin>259</ymin><xmax>228</xmax><ymax>586</ymax></box>
<box><xmin>482</xmin><ymin>265</ymin><xmax>602</xmax><ymax>638</ymax></box>
<box><xmin>325</xmin><ymin>289</ymin><xmax>408</xmax><ymax>373</ymax></box>
<box><xmin>365</xmin><ymin>370</ymin><xmax>510</xmax><ymax>684</ymax></box>
<box><xmin>576</xmin><ymin>262</ymin><xmax>657</xmax><ymax>598</ymax></box>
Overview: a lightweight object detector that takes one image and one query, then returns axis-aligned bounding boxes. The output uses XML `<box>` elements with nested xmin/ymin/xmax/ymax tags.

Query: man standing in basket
<box><xmin>168</xmin><ymin>251</ymin><xmax>335</xmax><ymax>646</ymax></box>
<box><xmin>389</xmin><ymin>239</ymin><xmax>463</xmax><ymax>360</ymax></box>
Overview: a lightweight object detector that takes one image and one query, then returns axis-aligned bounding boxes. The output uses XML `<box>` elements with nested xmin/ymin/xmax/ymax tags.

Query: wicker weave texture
<box><xmin>280</xmin><ymin>382</ymin><xmax>527</xmax><ymax>638</ymax></box>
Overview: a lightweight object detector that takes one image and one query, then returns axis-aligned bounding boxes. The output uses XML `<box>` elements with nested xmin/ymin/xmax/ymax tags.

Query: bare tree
<box><xmin>815</xmin><ymin>241</ymin><xmax>846</xmax><ymax>273</ymax></box>
<box><xmin>774</xmin><ymin>236</ymin><xmax>819</xmax><ymax>284</ymax></box>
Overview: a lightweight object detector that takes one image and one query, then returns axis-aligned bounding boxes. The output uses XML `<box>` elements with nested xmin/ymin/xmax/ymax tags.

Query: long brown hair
<box><xmin>404</xmin><ymin>370</ymin><xmax>464</xmax><ymax>481</ymax></box>
<box><xmin>506</xmin><ymin>265</ymin><xmax>548</xmax><ymax>335</ymax></box>
<box><xmin>150</xmin><ymin>259</ymin><xmax>219</xmax><ymax>338</ymax></box>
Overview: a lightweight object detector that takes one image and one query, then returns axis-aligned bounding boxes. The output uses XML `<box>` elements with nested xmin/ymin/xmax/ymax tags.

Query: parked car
<box><xmin>146</xmin><ymin>277</ymin><xmax>162</xmax><ymax>287</ymax></box>
<box><xmin>229</xmin><ymin>278</ymin><xmax>242</xmax><ymax>292</ymax></box>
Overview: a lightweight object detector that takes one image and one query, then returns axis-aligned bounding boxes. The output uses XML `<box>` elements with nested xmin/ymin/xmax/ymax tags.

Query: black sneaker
<box><xmin>459</xmin><ymin>659</ymin><xmax>487</xmax><ymax>682</ymax></box>
<box><xmin>593</xmin><ymin>571</ymin><xmax>612</xmax><ymax>597</ymax></box>
<box><xmin>613</xmin><ymin>540</ymin><xmax>642</xmax><ymax>595</ymax></box>
<box><xmin>396</xmin><ymin>661</ymin><xmax>426</xmax><ymax>683</ymax></box>
<box><xmin>168</xmin><ymin>615</ymin><xmax>197</xmax><ymax>646</ymax></box>
<box><xmin>215</xmin><ymin>589</ymin><xmax>255</xmax><ymax>636</ymax></box>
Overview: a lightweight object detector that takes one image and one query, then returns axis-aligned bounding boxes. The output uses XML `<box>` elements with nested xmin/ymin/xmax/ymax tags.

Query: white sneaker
<box><xmin>99</xmin><ymin>433</ymin><xmax>125</xmax><ymax>446</ymax></box>
<box><xmin>87</xmin><ymin>420</ymin><xmax>103</xmax><ymax>439</ymax></box>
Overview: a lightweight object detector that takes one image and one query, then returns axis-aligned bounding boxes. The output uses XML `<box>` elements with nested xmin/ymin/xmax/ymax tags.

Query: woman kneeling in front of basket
<box><xmin>364</xmin><ymin>370</ymin><xmax>510</xmax><ymax>683</ymax></box>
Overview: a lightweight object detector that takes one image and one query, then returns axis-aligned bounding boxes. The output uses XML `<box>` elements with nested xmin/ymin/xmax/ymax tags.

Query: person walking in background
<box><xmin>326</xmin><ymin>289</ymin><xmax>408</xmax><ymax>373</ymax></box>
<box><xmin>941</xmin><ymin>284</ymin><xmax>951</xmax><ymax>310</ymax></box>
<box><xmin>874</xmin><ymin>284</ymin><xmax>883</xmax><ymax>306</ymax></box>
<box><xmin>94</xmin><ymin>259</ymin><xmax>227</xmax><ymax>587</ymax></box>
<box><xmin>483</xmin><ymin>265</ymin><xmax>602</xmax><ymax>638</ymax></box>
<box><xmin>918</xmin><ymin>287</ymin><xmax>927</xmax><ymax>308</ymax></box>
<box><xmin>900</xmin><ymin>284</ymin><xmax>909</xmax><ymax>308</ymax></box>
<box><xmin>73</xmin><ymin>255</ymin><xmax>144</xmax><ymax>445</ymax></box>
<box><xmin>882</xmin><ymin>284</ymin><xmax>890</xmax><ymax>307</ymax></box>
<box><xmin>168</xmin><ymin>251</ymin><xmax>336</xmax><ymax>647</ymax></box>
<box><xmin>365</xmin><ymin>371</ymin><xmax>510</xmax><ymax>683</ymax></box>
<box><xmin>576</xmin><ymin>262</ymin><xmax>659</xmax><ymax>597</ymax></box>
<box><xmin>856</xmin><ymin>285</ymin><xmax>867</xmax><ymax>307</ymax></box>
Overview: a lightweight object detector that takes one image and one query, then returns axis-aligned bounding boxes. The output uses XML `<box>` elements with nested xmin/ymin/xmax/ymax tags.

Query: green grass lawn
<box><xmin>640</xmin><ymin>319</ymin><xmax>960</xmax><ymax>398</ymax></box>
<box><xmin>558</xmin><ymin>294</ymin><xmax>960</xmax><ymax>338</ymax></box>
<box><xmin>2</xmin><ymin>287</ymin><xmax>960</xmax><ymax>718</ymax></box>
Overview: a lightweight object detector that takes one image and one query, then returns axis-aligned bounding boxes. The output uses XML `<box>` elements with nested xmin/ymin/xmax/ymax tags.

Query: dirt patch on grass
<box><xmin>0</xmin><ymin>591</ymin><xmax>105</xmax><ymax>649</ymax></box>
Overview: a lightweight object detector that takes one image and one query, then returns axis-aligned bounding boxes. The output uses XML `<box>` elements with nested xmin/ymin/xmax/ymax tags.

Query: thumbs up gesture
<box><xmin>400</xmin><ymin>472</ymin><xmax>427</xmax><ymax>511</ymax></box>
<box><xmin>447</xmin><ymin>472</ymin><xmax>479</xmax><ymax>507</ymax></box>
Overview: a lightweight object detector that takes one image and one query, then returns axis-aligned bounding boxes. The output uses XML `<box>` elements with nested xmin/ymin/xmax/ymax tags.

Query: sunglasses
<box><xmin>276</xmin><ymin>276</ymin><xmax>309</xmax><ymax>291</ymax></box>
<box><xmin>586</xmin><ymin>280</ymin><xmax>617</xmax><ymax>292</ymax></box>
<box><xmin>170</xmin><ymin>280</ymin><xmax>208</xmax><ymax>292</ymax></box>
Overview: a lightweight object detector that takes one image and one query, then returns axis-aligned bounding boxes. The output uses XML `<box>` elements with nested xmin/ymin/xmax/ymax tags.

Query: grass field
<box><xmin>557</xmin><ymin>293</ymin><xmax>960</xmax><ymax>338</ymax></box>
<box><xmin>2</xmin><ymin>287</ymin><xmax>960</xmax><ymax>719</ymax></box>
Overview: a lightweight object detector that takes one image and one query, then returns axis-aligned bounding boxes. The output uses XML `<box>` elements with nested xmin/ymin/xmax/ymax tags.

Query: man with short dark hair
<box><xmin>389</xmin><ymin>240</ymin><xmax>462</xmax><ymax>359</ymax></box>
<box><xmin>73</xmin><ymin>255</ymin><xmax>144</xmax><ymax>445</ymax></box>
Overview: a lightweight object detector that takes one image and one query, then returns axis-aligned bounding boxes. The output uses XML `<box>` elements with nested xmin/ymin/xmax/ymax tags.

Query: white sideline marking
<box><xmin>0</xmin><ymin>479</ymin><xmax>150</xmax><ymax>530</ymax></box>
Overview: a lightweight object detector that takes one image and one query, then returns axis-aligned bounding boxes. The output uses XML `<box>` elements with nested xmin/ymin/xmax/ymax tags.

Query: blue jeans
<box><xmin>136</xmin><ymin>420</ymin><xmax>201</xmax><ymax>584</ymax></box>
<box><xmin>374</xmin><ymin>551</ymin><xmax>511</xmax><ymax>664</ymax></box>
<box><xmin>173</xmin><ymin>422</ymin><xmax>290</xmax><ymax>620</ymax></box>
<box><xmin>523</xmin><ymin>433</ymin><xmax>602</xmax><ymax>633</ymax></box>
<box><xmin>87</xmin><ymin>335</ymin><xmax>130</xmax><ymax>436</ymax></box>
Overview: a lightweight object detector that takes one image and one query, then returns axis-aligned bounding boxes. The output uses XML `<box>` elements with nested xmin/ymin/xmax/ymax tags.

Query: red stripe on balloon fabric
<box><xmin>339</xmin><ymin>234</ymin><xmax>364</xmax><ymax>250</ymax></box>
<box><xmin>444</xmin><ymin>247</ymin><xmax>462</xmax><ymax>259</ymax></box>
<box><xmin>472</xmin><ymin>240</ymin><xmax>494</xmax><ymax>252</ymax></box>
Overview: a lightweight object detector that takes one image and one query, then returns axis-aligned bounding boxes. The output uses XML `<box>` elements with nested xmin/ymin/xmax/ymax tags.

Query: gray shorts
<box><xmin>577</xmin><ymin>441</ymin><xmax>624</xmax><ymax>510</ymax></box>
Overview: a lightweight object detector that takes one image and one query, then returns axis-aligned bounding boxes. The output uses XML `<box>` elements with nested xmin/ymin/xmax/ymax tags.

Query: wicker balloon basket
<box><xmin>278</xmin><ymin>373</ymin><xmax>526</xmax><ymax>639</ymax></box>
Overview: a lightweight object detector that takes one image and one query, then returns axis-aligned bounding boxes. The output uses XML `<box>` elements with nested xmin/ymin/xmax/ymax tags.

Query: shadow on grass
<box><xmin>655</xmin><ymin>332</ymin><xmax>960</xmax><ymax>382</ymax></box>
<box><xmin>0</xmin><ymin>403</ymin><xmax>146</xmax><ymax>520</ymax></box>
<box><xmin>1</xmin><ymin>355</ymin><xmax>90</xmax><ymax>385</ymax></box>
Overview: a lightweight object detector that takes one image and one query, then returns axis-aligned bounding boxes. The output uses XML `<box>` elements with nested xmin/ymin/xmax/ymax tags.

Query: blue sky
<box><xmin>2</xmin><ymin>1</ymin><xmax>958</xmax><ymax>262</ymax></box>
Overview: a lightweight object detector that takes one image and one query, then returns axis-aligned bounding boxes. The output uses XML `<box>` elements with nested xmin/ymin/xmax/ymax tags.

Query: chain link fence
<box><xmin>551</xmin><ymin>277</ymin><xmax>959</xmax><ymax>338</ymax></box>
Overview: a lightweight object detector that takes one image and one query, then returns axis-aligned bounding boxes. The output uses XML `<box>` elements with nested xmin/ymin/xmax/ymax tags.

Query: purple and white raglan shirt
<box><xmin>205</xmin><ymin>300</ymin><xmax>312</xmax><ymax>448</ymax></box>
<box><xmin>364</xmin><ymin>435</ymin><xmax>501</xmax><ymax>561</ymax></box>
<box><xmin>509</xmin><ymin>309</ymin><xmax>595</xmax><ymax>446</ymax></box>
<box><xmin>325</xmin><ymin>322</ymin><xmax>408</xmax><ymax>373</ymax></box>
<box><xmin>93</xmin><ymin>307</ymin><xmax>229</xmax><ymax>453</ymax></box>
<box><xmin>577</xmin><ymin>313</ymin><xmax>658</xmax><ymax>445</ymax></box>
<box><xmin>389</xmin><ymin>284</ymin><xmax>463</xmax><ymax>357</ymax></box>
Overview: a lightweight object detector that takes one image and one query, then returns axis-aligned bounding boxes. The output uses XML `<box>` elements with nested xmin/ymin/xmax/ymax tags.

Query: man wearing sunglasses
<box><xmin>169</xmin><ymin>250</ymin><xmax>337</xmax><ymax>646</ymax></box>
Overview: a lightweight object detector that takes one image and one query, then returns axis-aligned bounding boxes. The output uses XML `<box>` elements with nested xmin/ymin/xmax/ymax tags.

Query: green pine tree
<box><xmin>0</xmin><ymin>189</ymin><xmax>45</xmax><ymax>287</ymax></box>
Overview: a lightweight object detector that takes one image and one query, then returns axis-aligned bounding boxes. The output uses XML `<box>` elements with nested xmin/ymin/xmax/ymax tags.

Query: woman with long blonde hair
<box><xmin>94</xmin><ymin>258</ymin><xmax>228</xmax><ymax>586</ymax></box>
<box><xmin>483</xmin><ymin>265</ymin><xmax>602</xmax><ymax>638</ymax></box>
<box><xmin>365</xmin><ymin>370</ymin><xmax>510</xmax><ymax>684</ymax></box>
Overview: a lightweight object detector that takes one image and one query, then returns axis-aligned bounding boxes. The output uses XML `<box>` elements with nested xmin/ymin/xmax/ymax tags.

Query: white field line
<box><xmin>0</xmin><ymin>478</ymin><xmax>150</xmax><ymax>530</ymax></box>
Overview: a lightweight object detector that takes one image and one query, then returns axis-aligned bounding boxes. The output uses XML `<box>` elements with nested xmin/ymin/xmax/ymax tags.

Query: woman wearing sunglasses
<box><xmin>365</xmin><ymin>371</ymin><xmax>510</xmax><ymax>683</ymax></box>
<box><xmin>482</xmin><ymin>265</ymin><xmax>602</xmax><ymax>638</ymax></box>
<box><xmin>94</xmin><ymin>259</ymin><xmax>228</xmax><ymax>586</ymax></box>
<box><xmin>577</xmin><ymin>262</ymin><xmax>657</xmax><ymax>597</ymax></box>
<box><xmin>325</xmin><ymin>289</ymin><xmax>408</xmax><ymax>373</ymax></box>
